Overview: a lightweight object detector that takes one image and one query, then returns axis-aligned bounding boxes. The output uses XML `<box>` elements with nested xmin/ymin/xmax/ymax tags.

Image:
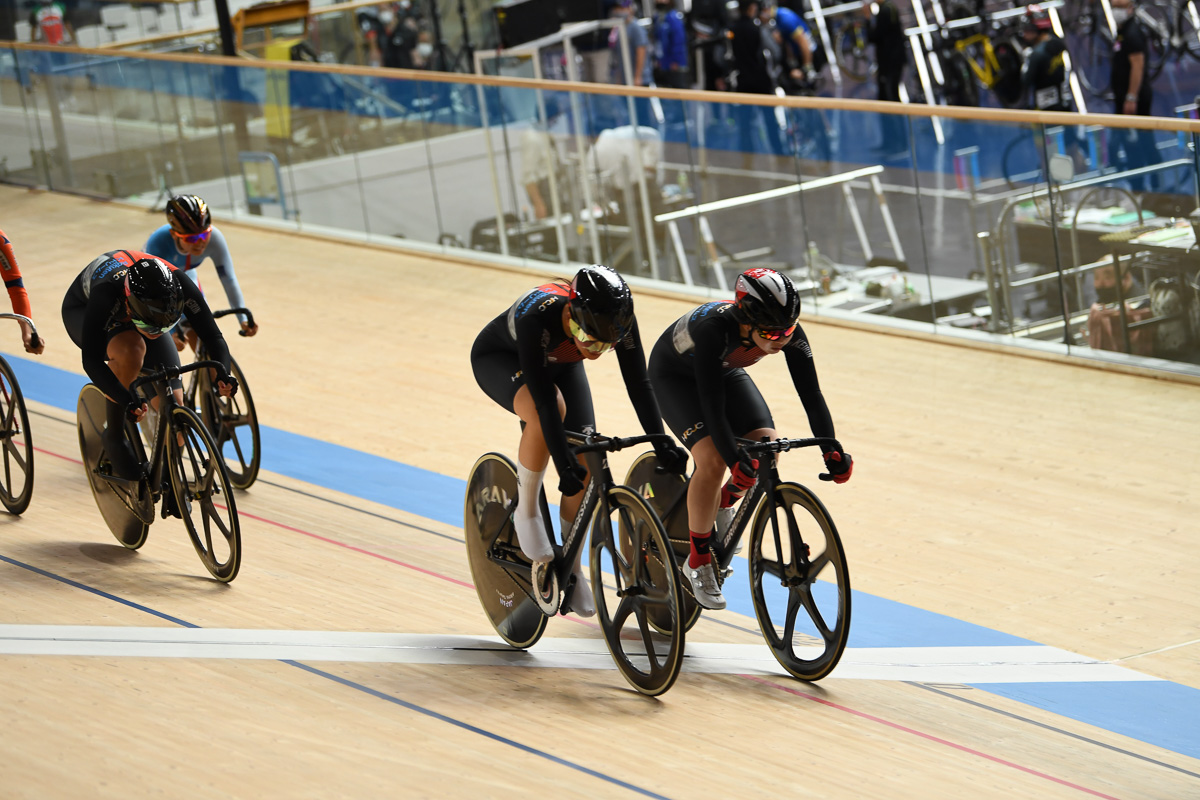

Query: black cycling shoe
<box><xmin>102</xmin><ymin>428</ymin><xmax>143</xmax><ymax>481</ymax></box>
<box><xmin>160</xmin><ymin>488</ymin><xmax>183</xmax><ymax>520</ymax></box>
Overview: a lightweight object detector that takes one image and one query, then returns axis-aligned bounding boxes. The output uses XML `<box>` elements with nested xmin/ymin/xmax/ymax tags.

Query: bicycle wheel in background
<box><xmin>199</xmin><ymin>357</ymin><xmax>260</xmax><ymax>490</ymax></box>
<box><xmin>463</xmin><ymin>453</ymin><xmax>548</xmax><ymax>649</ymax></box>
<box><xmin>1002</xmin><ymin>130</ymin><xmax>1046</xmax><ymax>190</ymax></box>
<box><xmin>836</xmin><ymin>20</ymin><xmax>873</xmax><ymax>82</ymax></box>
<box><xmin>624</xmin><ymin>451</ymin><xmax>701</xmax><ymax>634</ymax></box>
<box><xmin>1177</xmin><ymin>0</ymin><xmax>1200</xmax><ymax>61</ymax></box>
<box><xmin>1073</xmin><ymin>20</ymin><xmax>1113</xmax><ymax>101</ymax></box>
<box><xmin>594</xmin><ymin>485</ymin><xmax>685</xmax><ymax>696</ymax></box>
<box><xmin>76</xmin><ymin>384</ymin><xmax>152</xmax><ymax>549</ymax></box>
<box><xmin>748</xmin><ymin>482</ymin><xmax>850</xmax><ymax>682</ymax></box>
<box><xmin>1139</xmin><ymin>1</ymin><xmax>1172</xmax><ymax>79</ymax></box>
<box><xmin>0</xmin><ymin>356</ymin><xmax>34</xmax><ymax>514</ymax></box>
<box><xmin>167</xmin><ymin>405</ymin><xmax>241</xmax><ymax>582</ymax></box>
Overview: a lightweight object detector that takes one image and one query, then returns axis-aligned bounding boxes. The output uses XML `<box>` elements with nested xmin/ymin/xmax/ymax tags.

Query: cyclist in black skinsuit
<box><xmin>648</xmin><ymin>268</ymin><xmax>852</xmax><ymax>610</ymax></box>
<box><xmin>61</xmin><ymin>250</ymin><xmax>236</xmax><ymax>493</ymax></box>
<box><xmin>471</xmin><ymin>265</ymin><xmax>687</xmax><ymax>617</ymax></box>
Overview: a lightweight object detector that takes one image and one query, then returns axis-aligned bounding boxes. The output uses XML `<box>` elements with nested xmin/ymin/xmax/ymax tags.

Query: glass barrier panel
<box><xmin>0</xmin><ymin>47</ymin><xmax>39</xmax><ymax>185</ymax></box>
<box><xmin>903</xmin><ymin>112</ymin><xmax>1043</xmax><ymax>334</ymax></box>
<box><xmin>1044</xmin><ymin>118</ymin><xmax>1200</xmax><ymax>369</ymax></box>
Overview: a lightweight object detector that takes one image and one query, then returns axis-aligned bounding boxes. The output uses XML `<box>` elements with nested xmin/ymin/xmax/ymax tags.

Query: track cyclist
<box><xmin>61</xmin><ymin>250</ymin><xmax>237</xmax><ymax>495</ymax></box>
<box><xmin>0</xmin><ymin>228</ymin><xmax>45</xmax><ymax>355</ymax></box>
<box><xmin>471</xmin><ymin>265</ymin><xmax>688</xmax><ymax>617</ymax></box>
<box><xmin>143</xmin><ymin>195</ymin><xmax>258</xmax><ymax>348</ymax></box>
<box><xmin>647</xmin><ymin>267</ymin><xmax>853</xmax><ymax>609</ymax></box>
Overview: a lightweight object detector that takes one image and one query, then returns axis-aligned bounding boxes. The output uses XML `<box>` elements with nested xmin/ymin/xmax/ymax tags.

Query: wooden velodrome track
<box><xmin>0</xmin><ymin>185</ymin><xmax>1196</xmax><ymax>799</ymax></box>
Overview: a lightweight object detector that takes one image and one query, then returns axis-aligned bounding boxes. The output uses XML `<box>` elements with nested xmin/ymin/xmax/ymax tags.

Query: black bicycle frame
<box><xmin>124</xmin><ymin>360</ymin><xmax>227</xmax><ymax>490</ymax></box>
<box><xmin>483</xmin><ymin>430</ymin><xmax>674</xmax><ymax>609</ymax></box>
<box><xmin>713</xmin><ymin>436</ymin><xmax>842</xmax><ymax>573</ymax></box>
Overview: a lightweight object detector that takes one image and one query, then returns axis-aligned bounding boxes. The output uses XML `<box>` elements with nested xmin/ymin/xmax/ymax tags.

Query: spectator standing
<box><xmin>653</xmin><ymin>0</ymin><xmax>689</xmax><ymax>89</ymax></box>
<box><xmin>1109</xmin><ymin>0</ymin><xmax>1160</xmax><ymax>189</ymax></box>
<box><xmin>610</xmin><ymin>0</ymin><xmax>655</xmax><ymax>126</ymax></box>
<box><xmin>610</xmin><ymin>0</ymin><xmax>652</xmax><ymax>87</ymax></box>
<box><xmin>730</xmin><ymin>0</ymin><xmax>786</xmax><ymax>158</ymax></box>
<box><xmin>863</xmin><ymin>0</ymin><xmax>908</xmax><ymax>152</ymax></box>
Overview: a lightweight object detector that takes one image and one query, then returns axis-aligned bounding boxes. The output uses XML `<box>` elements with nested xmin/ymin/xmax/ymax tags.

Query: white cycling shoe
<box><xmin>685</xmin><ymin>561</ymin><xmax>727</xmax><ymax>610</ymax></box>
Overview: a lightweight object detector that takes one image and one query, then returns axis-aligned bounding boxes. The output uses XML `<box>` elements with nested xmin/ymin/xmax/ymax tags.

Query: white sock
<box><xmin>567</xmin><ymin>517</ymin><xmax>595</xmax><ymax>617</ymax></box>
<box><xmin>514</xmin><ymin>464</ymin><xmax>553</xmax><ymax>562</ymax></box>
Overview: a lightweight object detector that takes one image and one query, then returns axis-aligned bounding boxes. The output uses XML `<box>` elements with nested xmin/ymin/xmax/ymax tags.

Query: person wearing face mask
<box><xmin>414</xmin><ymin>30</ymin><xmax>435</xmax><ymax>67</ymax></box>
<box><xmin>381</xmin><ymin>3</ymin><xmax>418</xmax><ymax>70</ymax></box>
<box><xmin>1109</xmin><ymin>0</ymin><xmax>1161</xmax><ymax>190</ymax></box>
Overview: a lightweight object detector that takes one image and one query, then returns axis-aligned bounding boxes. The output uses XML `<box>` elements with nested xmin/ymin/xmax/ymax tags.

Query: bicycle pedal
<box><xmin>721</xmin><ymin>567</ymin><xmax>735</xmax><ymax>581</ymax></box>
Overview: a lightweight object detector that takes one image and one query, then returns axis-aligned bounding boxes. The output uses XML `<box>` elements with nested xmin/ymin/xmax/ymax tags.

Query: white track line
<box><xmin>0</xmin><ymin>625</ymin><xmax>1161</xmax><ymax>684</ymax></box>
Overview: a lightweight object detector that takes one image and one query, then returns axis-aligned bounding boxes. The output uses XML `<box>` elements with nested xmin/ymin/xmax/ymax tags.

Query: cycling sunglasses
<box><xmin>172</xmin><ymin>228</ymin><xmax>211</xmax><ymax>244</ymax></box>
<box><xmin>568</xmin><ymin>317</ymin><xmax>616</xmax><ymax>355</ymax></box>
<box><xmin>756</xmin><ymin>323</ymin><xmax>797</xmax><ymax>342</ymax></box>
<box><xmin>132</xmin><ymin>318</ymin><xmax>174</xmax><ymax>336</ymax></box>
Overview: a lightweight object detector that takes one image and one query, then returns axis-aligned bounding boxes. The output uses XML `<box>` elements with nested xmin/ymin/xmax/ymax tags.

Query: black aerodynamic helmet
<box><xmin>733</xmin><ymin>268</ymin><xmax>800</xmax><ymax>330</ymax></box>
<box><xmin>125</xmin><ymin>257</ymin><xmax>185</xmax><ymax>333</ymax></box>
<box><xmin>165</xmin><ymin>194</ymin><xmax>212</xmax><ymax>235</ymax></box>
<box><xmin>568</xmin><ymin>265</ymin><xmax>635</xmax><ymax>343</ymax></box>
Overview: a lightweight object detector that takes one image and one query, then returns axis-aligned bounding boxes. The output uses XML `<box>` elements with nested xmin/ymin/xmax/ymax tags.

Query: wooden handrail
<box><xmin>4</xmin><ymin>39</ymin><xmax>1200</xmax><ymax>134</ymax></box>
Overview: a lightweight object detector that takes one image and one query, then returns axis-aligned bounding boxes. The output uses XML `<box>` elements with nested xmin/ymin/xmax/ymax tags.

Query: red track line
<box><xmin>233</xmin><ymin>508</ymin><xmax>476</xmax><ymax>590</ymax></box>
<box><xmin>232</xmin><ymin>506</ymin><xmax>604</xmax><ymax>633</ymax></box>
<box><xmin>739</xmin><ymin>675</ymin><xmax>1124</xmax><ymax>800</ymax></box>
<box><xmin>33</xmin><ymin>440</ymin><xmax>1119</xmax><ymax>793</ymax></box>
<box><xmin>33</xmin><ymin>444</ymin><xmax>81</xmax><ymax>464</ymax></box>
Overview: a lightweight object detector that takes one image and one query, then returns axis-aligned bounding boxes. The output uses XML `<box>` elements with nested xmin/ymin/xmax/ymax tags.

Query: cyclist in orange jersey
<box><xmin>0</xmin><ymin>229</ymin><xmax>45</xmax><ymax>355</ymax></box>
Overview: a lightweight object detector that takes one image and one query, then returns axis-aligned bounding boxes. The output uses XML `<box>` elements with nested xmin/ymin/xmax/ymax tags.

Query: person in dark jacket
<box><xmin>730</xmin><ymin>0</ymin><xmax>786</xmax><ymax>158</ymax></box>
<box><xmin>1109</xmin><ymin>0</ymin><xmax>1160</xmax><ymax>190</ymax></box>
<box><xmin>862</xmin><ymin>0</ymin><xmax>908</xmax><ymax>152</ymax></box>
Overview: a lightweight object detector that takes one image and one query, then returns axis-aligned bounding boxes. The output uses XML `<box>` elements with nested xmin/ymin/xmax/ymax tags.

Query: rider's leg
<box><xmin>687</xmin><ymin>436</ymin><xmax>724</xmax><ymax>568</ymax></box>
<box><xmin>101</xmin><ymin>329</ymin><xmax>147</xmax><ymax>479</ymax></box>
<box><xmin>555</xmin><ymin>365</ymin><xmax>595</xmax><ymax>616</ymax></box>
<box><xmin>512</xmin><ymin>384</ymin><xmax>564</xmax><ymax>562</ymax></box>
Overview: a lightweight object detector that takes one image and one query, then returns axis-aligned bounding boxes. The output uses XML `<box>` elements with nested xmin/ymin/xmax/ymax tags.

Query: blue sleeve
<box><xmin>204</xmin><ymin>228</ymin><xmax>249</xmax><ymax>324</ymax></box>
<box><xmin>143</xmin><ymin>225</ymin><xmax>184</xmax><ymax>269</ymax></box>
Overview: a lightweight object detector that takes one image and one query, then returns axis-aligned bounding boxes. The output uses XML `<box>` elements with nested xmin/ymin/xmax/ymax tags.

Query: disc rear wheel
<box><xmin>76</xmin><ymin>385</ymin><xmax>151</xmax><ymax>549</ymax></box>
<box><xmin>624</xmin><ymin>451</ymin><xmax>700</xmax><ymax>634</ymax></box>
<box><xmin>463</xmin><ymin>453</ymin><xmax>548</xmax><ymax>649</ymax></box>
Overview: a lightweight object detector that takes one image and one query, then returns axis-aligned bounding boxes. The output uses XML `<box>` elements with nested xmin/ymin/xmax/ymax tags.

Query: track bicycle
<box><xmin>464</xmin><ymin>430</ymin><xmax>686</xmax><ymax>696</ymax></box>
<box><xmin>937</xmin><ymin>5</ymin><xmax>1025</xmax><ymax>108</ymax></box>
<box><xmin>625</xmin><ymin>435</ymin><xmax>851</xmax><ymax>682</ymax></box>
<box><xmin>833</xmin><ymin>15</ymin><xmax>873</xmax><ymax>82</ymax></box>
<box><xmin>76</xmin><ymin>360</ymin><xmax>242</xmax><ymax>582</ymax></box>
<box><xmin>1070</xmin><ymin>0</ymin><xmax>1171</xmax><ymax>100</ymax></box>
<box><xmin>0</xmin><ymin>313</ymin><xmax>41</xmax><ymax>515</ymax></box>
<box><xmin>180</xmin><ymin>307</ymin><xmax>260</xmax><ymax>489</ymax></box>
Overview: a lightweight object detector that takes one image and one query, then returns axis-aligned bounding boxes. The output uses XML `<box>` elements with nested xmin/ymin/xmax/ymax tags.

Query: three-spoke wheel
<box><xmin>463</xmin><ymin>453</ymin><xmax>549</xmax><ymax>649</ymax></box>
<box><xmin>0</xmin><ymin>356</ymin><xmax>34</xmax><ymax>515</ymax></box>
<box><xmin>595</xmin><ymin>485</ymin><xmax>685</xmax><ymax>696</ymax></box>
<box><xmin>748</xmin><ymin>482</ymin><xmax>851</xmax><ymax>681</ymax></box>
<box><xmin>167</xmin><ymin>405</ymin><xmax>241</xmax><ymax>582</ymax></box>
